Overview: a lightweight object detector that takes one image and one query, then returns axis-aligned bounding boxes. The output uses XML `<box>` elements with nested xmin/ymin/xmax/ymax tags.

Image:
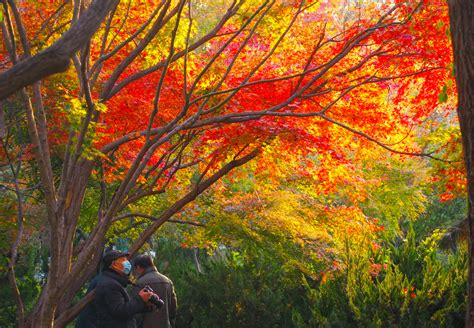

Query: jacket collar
<box><xmin>103</xmin><ymin>268</ymin><xmax>130</xmax><ymax>286</ymax></box>
<box><xmin>138</xmin><ymin>266</ymin><xmax>157</xmax><ymax>279</ymax></box>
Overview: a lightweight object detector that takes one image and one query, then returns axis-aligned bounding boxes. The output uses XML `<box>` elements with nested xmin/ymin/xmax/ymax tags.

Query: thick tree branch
<box><xmin>0</xmin><ymin>0</ymin><xmax>119</xmax><ymax>100</ymax></box>
<box><xmin>54</xmin><ymin>290</ymin><xmax>95</xmax><ymax>327</ymax></box>
<box><xmin>128</xmin><ymin>147</ymin><xmax>260</xmax><ymax>255</ymax></box>
<box><xmin>112</xmin><ymin>213</ymin><xmax>205</xmax><ymax>234</ymax></box>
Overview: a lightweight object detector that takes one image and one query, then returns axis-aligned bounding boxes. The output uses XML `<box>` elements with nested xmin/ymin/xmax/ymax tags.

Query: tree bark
<box><xmin>447</xmin><ymin>1</ymin><xmax>474</xmax><ymax>327</ymax></box>
<box><xmin>0</xmin><ymin>0</ymin><xmax>119</xmax><ymax>100</ymax></box>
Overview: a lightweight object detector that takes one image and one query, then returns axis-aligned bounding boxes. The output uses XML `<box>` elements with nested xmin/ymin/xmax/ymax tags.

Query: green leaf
<box><xmin>438</xmin><ymin>85</ymin><xmax>448</xmax><ymax>103</ymax></box>
<box><xmin>435</xmin><ymin>20</ymin><xmax>444</xmax><ymax>30</ymax></box>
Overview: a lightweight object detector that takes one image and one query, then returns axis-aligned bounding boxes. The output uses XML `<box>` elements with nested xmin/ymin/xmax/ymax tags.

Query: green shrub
<box><xmin>308</xmin><ymin>225</ymin><xmax>467</xmax><ymax>327</ymax></box>
<box><xmin>153</xmin><ymin>225</ymin><xmax>466</xmax><ymax>327</ymax></box>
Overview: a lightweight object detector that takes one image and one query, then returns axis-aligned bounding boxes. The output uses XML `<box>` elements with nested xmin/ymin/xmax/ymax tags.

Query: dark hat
<box><xmin>102</xmin><ymin>250</ymin><xmax>130</xmax><ymax>267</ymax></box>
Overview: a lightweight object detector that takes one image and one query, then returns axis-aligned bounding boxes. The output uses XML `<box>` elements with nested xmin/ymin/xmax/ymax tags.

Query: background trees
<box><xmin>0</xmin><ymin>0</ymin><xmax>462</xmax><ymax>327</ymax></box>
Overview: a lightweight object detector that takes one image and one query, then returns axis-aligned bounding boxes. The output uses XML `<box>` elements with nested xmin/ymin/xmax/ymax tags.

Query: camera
<box><xmin>143</xmin><ymin>285</ymin><xmax>164</xmax><ymax>308</ymax></box>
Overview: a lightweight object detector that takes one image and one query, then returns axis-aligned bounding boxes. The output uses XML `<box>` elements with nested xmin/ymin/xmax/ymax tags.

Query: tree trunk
<box><xmin>447</xmin><ymin>1</ymin><xmax>474</xmax><ymax>327</ymax></box>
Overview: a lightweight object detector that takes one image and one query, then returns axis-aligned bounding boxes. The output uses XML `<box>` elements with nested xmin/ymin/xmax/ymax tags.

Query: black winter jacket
<box><xmin>94</xmin><ymin>269</ymin><xmax>146</xmax><ymax>328</ymax></box>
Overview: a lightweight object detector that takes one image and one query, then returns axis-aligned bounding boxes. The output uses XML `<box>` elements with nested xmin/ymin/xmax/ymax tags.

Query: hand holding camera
<box><xmin>138</xmin><ymin>288</ymin><xmax>153</xmax><ymax>302</ymax></box>
<box><xmin>140</xmin><ymin>285</ymin><xmax>164</xmax><ymax>308</ymax></box>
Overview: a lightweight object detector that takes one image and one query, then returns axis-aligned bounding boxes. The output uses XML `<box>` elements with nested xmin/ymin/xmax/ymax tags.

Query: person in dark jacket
<box><xmin>133</xmin><ymin>254</ymin><xmax>178</xmax><ymax>328</ymax></box>
<box><xmin>94</xmin><ymin>250</ymin><xmax>156</xmax><ymax>328</ymax></box>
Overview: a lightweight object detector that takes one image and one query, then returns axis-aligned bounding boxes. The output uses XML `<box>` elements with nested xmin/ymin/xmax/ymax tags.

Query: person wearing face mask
<box><xmin>94</xmin><ymin>250</ymin><xmax>156</xmax><ymax>328</ymax></box>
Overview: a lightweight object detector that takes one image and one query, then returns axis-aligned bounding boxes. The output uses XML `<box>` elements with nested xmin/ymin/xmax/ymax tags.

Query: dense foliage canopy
<box><xmin>0</xmin><ymin>0</ymin><xmax>467</xmax><ymax>327</ymax></box>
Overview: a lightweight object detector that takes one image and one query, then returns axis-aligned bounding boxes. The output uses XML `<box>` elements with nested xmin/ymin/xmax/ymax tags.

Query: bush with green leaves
<box><xmin>151</xmin><ymin>224</ymin><xmax>466</xmax><ymax>328</ymax></box>
<box><xmin>309</xmin><ymin>224</ymin><xmax>466</xmax><ymax>328</ymax></box>
<box><xmin>158</xmin><ymin>236</ymin><xmax>317</xmax><ymax>327</ymax></box>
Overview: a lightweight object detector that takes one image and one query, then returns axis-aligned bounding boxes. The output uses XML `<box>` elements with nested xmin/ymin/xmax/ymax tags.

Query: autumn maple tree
<box><xmin>0</xmin><ymin>0</ymin><xmax>461</xmax><ymax>326</ymax></box>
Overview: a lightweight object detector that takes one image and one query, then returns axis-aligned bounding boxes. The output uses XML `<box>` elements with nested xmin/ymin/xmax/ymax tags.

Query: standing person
<box><xmin>94</xmin><ymin>250</ymin><xmax>157</xmax><ymax>328</ymax></box>
<box><xmin>133</xmin><ymin>254</ymin><xmax>178</xmax><ymax>328</ymax></box>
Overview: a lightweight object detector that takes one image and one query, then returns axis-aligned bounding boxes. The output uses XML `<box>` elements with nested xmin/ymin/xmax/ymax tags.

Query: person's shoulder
<box><xmin>154</xmin><ymin>271</ymin><xmax>174</xmax><ymax>284</ymax></box>
<box><xmin>96</xmin><ymin>271</ymin><xmax>121</xmax><ymax>288</ymax></box>
<box><xmin>138</xmin><ymin>269</ymin><xmax>172</xmax><ymax>284</ymax></box>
